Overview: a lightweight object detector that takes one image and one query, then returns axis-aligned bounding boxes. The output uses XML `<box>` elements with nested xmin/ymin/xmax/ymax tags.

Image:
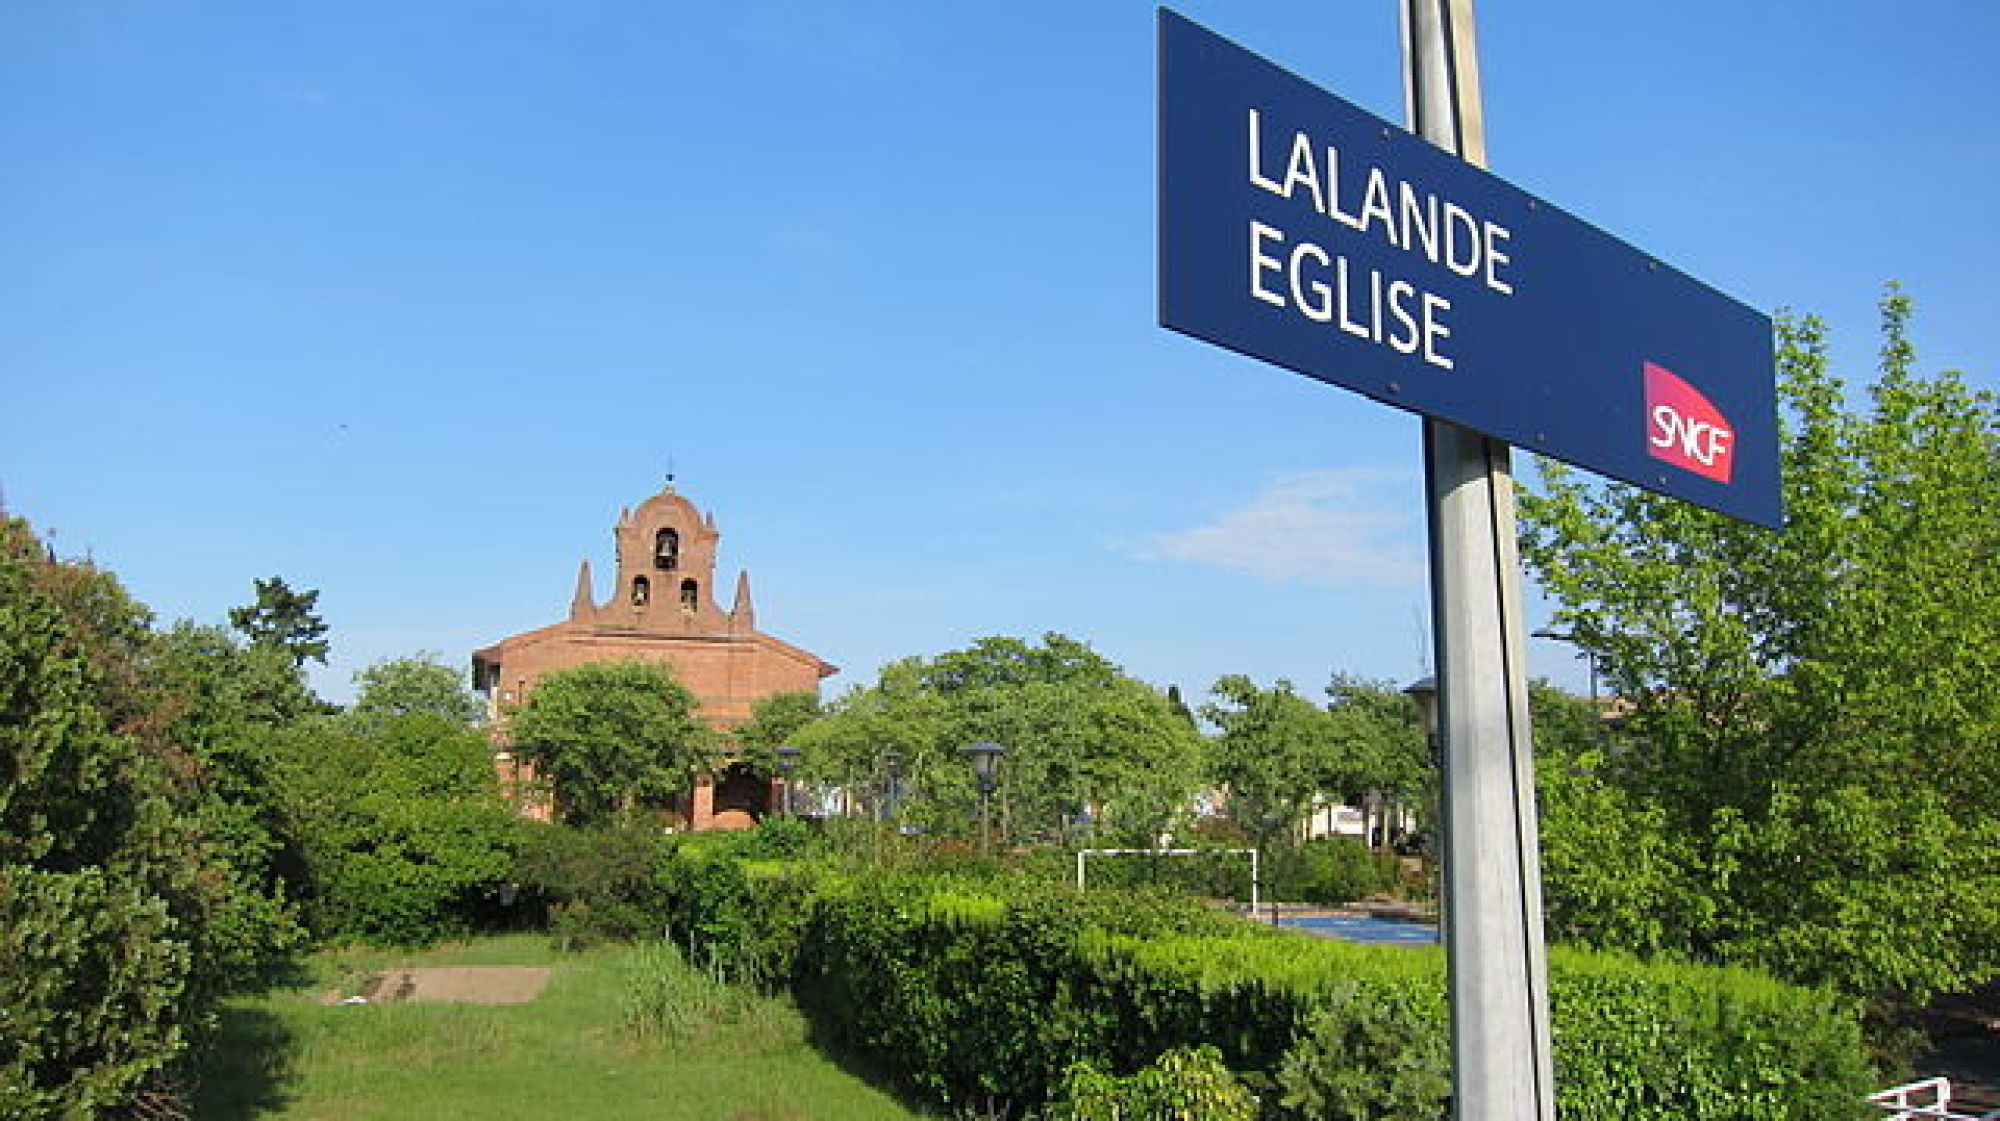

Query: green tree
<box><xmin>793</xmin><ymin>634</ymin><xmax>1206</xmax><ymax>846</ymax></box>
<box><xmin>1529</xmin><ymin>682</ymin><xmax>1684</xmax><ymax>955</ymax></box>
<box><xmin>0</xmin><ymin>519</ymin><xmax>225</xmax><ymax>1116</ymax></box>
<box><xmin>790</xmin><ymin>661</ymin><xmax>948</xmax><ymax>824</ymax></box>
<box><xmin>147</xmin><ymin>622</ymin><xmax>314</xmax><ymax>987</ymax></box>
<box><xmin>1201</xmin><ymin>675</ymin><xmax>1429</xmax><ymax>860</ymax></box>
<box><xmin>1519</xmin><ymin>285</ymin><xmax>2000</xmax><ymax>1006</ymax></box>
<box><xmin>227</xmin><ymin>574</ymin><xmax>330</xmax><ymax>668</ymax></box>
<box><xmin>1322</xmin><ymin>673</ymin><xmax>1431</xmax><ymax>846</ymax></box>
<box><xmin>919</xmin><ymin>632</ymin><xmax>1123</xmax><ymax>693</ymax></box>
<box><xmin>274</xmin><ymin>712</ymin><xmax>516</xmax><ymax>944</ymax></box>
<box><xmin>351</xmin><ymin>652</ymin><xmax>484</xmax><ymax>728</ymax></box>
<box><xmin>1201</xmin><ymin>675</ymin><xmax>1336</xmax><ymax>854</ymax></box>
<box><xmin>731</xmin><ymin>689</ymin><xmax>822</xmax><ymax>774</ymax></box>
<box><xmin>157</xmin><ymin>621</ymin><xmax>320</xmax><ymax>730</ymax></box>
<box><xmin>504</xmin><ymin>660</ymin><xmax>713</xmax><ymax>826</ymax></box>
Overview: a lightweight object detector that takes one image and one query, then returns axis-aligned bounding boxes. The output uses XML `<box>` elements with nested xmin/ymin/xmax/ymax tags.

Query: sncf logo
<box><xmin>1645</xmin><ymin>362</ymin><xmax>1735</xmax><ymax>484</ymax></box>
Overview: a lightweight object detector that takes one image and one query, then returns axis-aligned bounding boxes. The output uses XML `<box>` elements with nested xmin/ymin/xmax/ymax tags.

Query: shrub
<box><xmin>1275</xmin><ymin>984</ymin><xmax>1449</xmax><ymax>1117</ymax></box>
<box><xmin>273</xmin><ymin>714</ymin><xmax>518</xmax><ymax>946</ymax></box>
<box><xmin>0</xmin><ymin>866</ymin><xmax>191</xmax><ymax>1117</ymax></box>
<box><xmin>1048</xmin><ymin>1046</ymin><xmax>1258</xmax><ymax>1121</ymax></box>
<box><xmin>545</xmin><ymin>899</ymin><xmax>651</xmax><ymax>953</ymax></box>
<box><xmin>1549</xmin><ymin>948</ymin><xmax>1877</xmax><ymax>1119</ymax></box>
<box><xmin>783</xmin><ymin>868</ymin><xmax>1875</xmax><ymax>1118</ymax></box>
<box><xmin>513</xmin><ymin>820</ymin><xmax>672</xmax><ymax>950</ymax></box>
<box><xmin>657</xmin><ymin>839</ymin><xmax>828</xmax><ymax>987</ymax></box>
<box><xmin>1288</xmin><ymin>836</ymin><xmax>1401</xmax><ymax>906</ymax></box>
<box><xmin>740</xmin><ymin>814</ymin><xmax>814</xmax><ymax>859</ymax></box>
<box><xmin>1075</xmin><ymin>931</ymin><xmax>1439</xmax><ymax>1098</ymax></box>
<box><xmin>645</xmin><ymin>834</ymin><xmax>1877</xmax><ymax>1120</ymax></box>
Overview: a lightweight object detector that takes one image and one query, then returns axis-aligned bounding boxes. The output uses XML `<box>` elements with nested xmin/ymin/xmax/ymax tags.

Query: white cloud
<box><xmin>1131</xmin><ymin>469</ymin><xmax>1423</xmax><ymax>587</ymax></box>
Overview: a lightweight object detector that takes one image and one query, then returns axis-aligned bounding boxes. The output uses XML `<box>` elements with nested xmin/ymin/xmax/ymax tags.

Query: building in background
<box><xmin>473</xmin><ymin>483</ymin><xmax>836</xmax><ymax>827</ymax></box>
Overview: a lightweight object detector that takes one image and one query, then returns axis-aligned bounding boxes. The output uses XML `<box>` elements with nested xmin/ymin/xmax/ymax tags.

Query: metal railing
<box><xmin>1869</xmin><ymin>1077</ymin><xmax>2000</xmax><ymax>1120</ymax></box>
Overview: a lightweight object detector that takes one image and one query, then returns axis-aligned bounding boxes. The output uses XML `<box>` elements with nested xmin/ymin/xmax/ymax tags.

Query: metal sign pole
<box><xmin>1401</xmin><ymin>1</ymin><xmax>1556</xmax><ymax>1118</ymax></box>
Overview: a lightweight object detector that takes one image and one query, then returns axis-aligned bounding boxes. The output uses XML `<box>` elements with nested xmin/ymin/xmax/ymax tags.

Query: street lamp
<box><xmin>775</xmin><ymin>745</ymin><xmax>801</xmax><ymax>818</ymax></box>
<box><xmin>880</xmin><ymin>749</ymin><xmax>902</xmax><ymax>823</ymax></box>
<box><xmin>1532</xmin><ymin>627</ymin><xmax>1599</xmax><ymax>706</ymax></box>
<box><xmin>1362</xmin><ymin>789</ymin><xmax>1386</xmax><ymax>850</ymax></box>
<box><xmin>1403</xmin><ymin>675</ymin><xmax>1439</xmax><ymax>747</ymax></box>
<box><xmin>1402</xmin><ymin>675</ymin><xmax>1445</xmax><ymax>935</ymax></box>
<box><xmin>962</xmin><ymin>741</ymin><xmax>1006</xmax><ymax>856</ymax></box>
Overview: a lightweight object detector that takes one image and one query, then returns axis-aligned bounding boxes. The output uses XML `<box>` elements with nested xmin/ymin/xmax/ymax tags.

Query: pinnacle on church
<box><xmin>730</xmin><ymin>570</ymin><xmax>755</xmax><ymax>627</ymax></box>
<box><xmin>570</xmin><ymin>559</ymin><xmax>596</xmax><ymax>617</ymax></box>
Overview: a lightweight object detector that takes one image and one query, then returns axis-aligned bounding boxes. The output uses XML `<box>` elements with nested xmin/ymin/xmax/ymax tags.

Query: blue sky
<box><xmin>4</xmin><ymin>2</ymin><xmax>1995</xmax><ymax>706</ymax></box>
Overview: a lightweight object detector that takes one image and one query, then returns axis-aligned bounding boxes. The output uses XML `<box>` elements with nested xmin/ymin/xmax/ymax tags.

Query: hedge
<box><xmin>653</xmin><ymin>848</ymin><xmax>1877</xmax><ymax>1119</ymax></box>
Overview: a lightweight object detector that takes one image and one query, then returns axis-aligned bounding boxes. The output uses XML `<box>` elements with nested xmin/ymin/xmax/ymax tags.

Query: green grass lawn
<box><xmin>193</xmin><ymin>934</ymin><xmax>926</xmax><ymax>1120</ymax></box>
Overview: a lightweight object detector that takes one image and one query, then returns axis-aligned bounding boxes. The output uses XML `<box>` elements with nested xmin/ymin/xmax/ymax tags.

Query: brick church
<box><xmin>473</xmin><ymin>482</ymin><xmax>836</xmax><ymax>827</ymax></box>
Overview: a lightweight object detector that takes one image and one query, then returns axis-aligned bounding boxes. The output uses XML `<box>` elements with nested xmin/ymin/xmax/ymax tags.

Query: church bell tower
<box><xmin>567</xmin><ymin>483</ymin><xmax>756</xmax><ymax>636</ymax></box>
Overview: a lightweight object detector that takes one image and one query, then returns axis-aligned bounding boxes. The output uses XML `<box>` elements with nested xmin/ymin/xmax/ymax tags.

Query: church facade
<box><xmin>473</xmin><ymin>483</ymin><xmax>836</xmax><ymax>827</ymax></box>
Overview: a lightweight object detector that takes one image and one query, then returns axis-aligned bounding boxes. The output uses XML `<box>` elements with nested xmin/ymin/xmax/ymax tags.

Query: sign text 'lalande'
<box><xmin>1245</xmin><ymin>107</ymin><xmax>1515</xmax><ymax>373</ymax></box>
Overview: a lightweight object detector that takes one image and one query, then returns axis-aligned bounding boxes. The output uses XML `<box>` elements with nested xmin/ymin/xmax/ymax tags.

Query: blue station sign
<box><xmin>1159</xmin><ymin>10</ymin><xmax>1781</xmax><ymax>527</ymax></box>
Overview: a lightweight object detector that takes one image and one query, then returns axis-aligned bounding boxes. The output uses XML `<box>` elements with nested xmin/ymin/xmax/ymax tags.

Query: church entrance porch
<box><xmin>693</xmin><ymin>762</ymin><xmax>775</xmax><ymax>831</ymax></box>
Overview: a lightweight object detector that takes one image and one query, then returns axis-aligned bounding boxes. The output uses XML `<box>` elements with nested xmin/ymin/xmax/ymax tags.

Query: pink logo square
<box><xmin>1645</xmin><ymin>362</ymin><xmax>1735</xmax><ymax>484</ymax></box>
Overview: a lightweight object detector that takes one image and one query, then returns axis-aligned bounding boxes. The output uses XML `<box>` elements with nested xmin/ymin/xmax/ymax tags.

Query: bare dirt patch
<box><xmin>321</xmin><ymin>966</ymin><xmax>552</xmax><ymax>1006</ymax></box>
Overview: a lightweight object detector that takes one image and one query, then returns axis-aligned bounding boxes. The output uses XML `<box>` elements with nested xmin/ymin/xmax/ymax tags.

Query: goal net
<box><xmin>1074</xmin><ymin>847</ymin><xmax>1262</xmax><ymax>916</ymax></box>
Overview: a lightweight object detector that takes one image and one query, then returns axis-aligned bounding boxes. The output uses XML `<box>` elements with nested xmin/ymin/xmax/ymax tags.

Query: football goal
<box><xmin>1074</xmin><ymin>847</ymin><xmax>1261</xmax><ymax>917</ymax></box>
